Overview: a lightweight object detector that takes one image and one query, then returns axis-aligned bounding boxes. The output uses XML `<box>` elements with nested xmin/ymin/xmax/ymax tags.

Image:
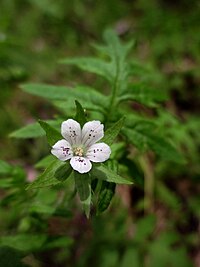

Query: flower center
<box><xmin>74</xmin><ymin>147</ymin><xmax>84</xmax><ymax>157</ymax></box>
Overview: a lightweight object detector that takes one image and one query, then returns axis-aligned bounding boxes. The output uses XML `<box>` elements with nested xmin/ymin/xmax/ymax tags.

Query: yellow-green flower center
<box><xmin>74</xmin><ymin>147</ymin><xmax>84</xmax><ymax>157</ymax></box>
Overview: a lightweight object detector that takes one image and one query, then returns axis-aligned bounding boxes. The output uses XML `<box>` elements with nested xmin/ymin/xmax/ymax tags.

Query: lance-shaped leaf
<box><xmin>101</xmin><ymin>117</ymin><xmax>125</xmax><ymax>146</ymax></box>
<box><xmin>118</xmin><ymin>83</ymin><xmax>168</xmax><ymax>107</ymax></box>
<box><xmin>91</xmin><ymin>164</ymin><xmax>133</xmax><ymax>185</ymax></box>
<box><xmin>21</xmin><ymin>83</ymin><xmax>108</xmax><ymax>108</ymax></box>
<box><xmin>96</xmin><ymin>160</ymin><xmax>118</xmax><ymax>214</ymax></box>
<box><xmin>74</xmin><ymin>100</ymin><xmax>87</xmax><ymax>127</ymax></box>
<box><xmin>10</xmin><ymin>120</ymin><xmax>61</xmax><ymax>139</ymax></box>
<box><xmin>74</xmin><ymin>171</ymin><xmax>91</xmax><ymax>218</ymax></box>
<box><xmin>38</xmin><ymin>120</ymin><xmax>62</xmax><ymax>146</ymax></box>
<box><xmin>59</xmin><ymin>57</ymin><xmax>112</xmax><ymax>82</ymax></box>
<box><xmin>26</xmin><ymin>160</ymin><xmax>71</xmax><ymax>189</ymax></box>
<box><xmin>124</xmin><ymin>127</ymin><xmax>185</xmax><ymax>163</ymax></box>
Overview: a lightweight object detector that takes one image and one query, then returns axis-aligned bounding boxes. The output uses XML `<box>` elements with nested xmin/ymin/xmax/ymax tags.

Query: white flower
<box><xmin>51</xmin><ymin>119</ymin><xmax>111</xmax><ymax>174</ymax></box>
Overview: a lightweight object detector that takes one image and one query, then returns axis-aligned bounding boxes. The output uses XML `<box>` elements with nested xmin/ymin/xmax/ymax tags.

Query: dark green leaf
<box><xmin>101</xmin><ymin>117</ymin><xmax>125</xmax><ymax>146</ymax></box>
<box><xmin>97</xmin><ymin>181</ymin><xmax>116</xmax><ymax>214</ymax></box>
<box><xmin>54</xmin><ymin>161</ymin><xmax>72</xmax><ymax>182</ymax></box>
<box><xmin>74</xmin><ymin>171</ymin><xmax>91</xmax><ymax>218</ymax></box>
<box><xmin>74</xmin><ymin>100</ymin><xmax>87</xmax><ymax>127</ymax></box>
<box><xmin>0</xmin><ymin>247</ymin><xmax>28</xmax><ymax>267</ymax></box>
<box><xmin>38</xmin><ymin>120</ymin><xmax>62</xmax><ymax>146</ymax></box>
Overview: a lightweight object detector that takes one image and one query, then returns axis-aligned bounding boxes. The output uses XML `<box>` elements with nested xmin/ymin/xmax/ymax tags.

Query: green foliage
<box><xmin>91</xmin><ymin>164</ymin><xmax>133</xmax><ymax>185</ymax></box>
<box><xmin>0</xmin><ymin>1</ymin><xmax>199</xmax><ymax>266</ymax></box>
<box><xmin>26</xmin><ymin>160</ymin><xmax>69</xmax><ymax>189</ymax></box>
<box><xmin>74</xmin><ymin>171</ymin><xmax>91</xmax><ymax>218</ymax></box>
<box><xmin>38</xmin><ymin>120</ymin><xmax>62</xmax><ymax>146</ymax></box>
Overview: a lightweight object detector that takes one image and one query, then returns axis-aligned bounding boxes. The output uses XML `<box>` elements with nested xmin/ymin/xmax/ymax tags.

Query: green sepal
<box><xmin>74</xmin><ymin>171</ymin><xmax>91</xmax><ymax>218</ymax></box>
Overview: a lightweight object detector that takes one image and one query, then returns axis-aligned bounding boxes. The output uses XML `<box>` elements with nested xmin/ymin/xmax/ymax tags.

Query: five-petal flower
<box><xmin>51</xmin><ymin>119</ymin><xmax>111</xmax><ymax>173</ymax></box>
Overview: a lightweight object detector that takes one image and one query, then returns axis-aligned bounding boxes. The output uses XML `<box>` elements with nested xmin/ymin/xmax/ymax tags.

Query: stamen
<box><xmin>74</xmin><ymin>147</ymin><xmax>84</xmax><ymax>157</ymax></box>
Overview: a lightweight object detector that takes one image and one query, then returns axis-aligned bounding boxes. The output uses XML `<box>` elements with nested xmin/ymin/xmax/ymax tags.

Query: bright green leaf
<box><xmin>26</xmin><ymin>160</ymin><xmax>68</xmax><ymax>189</ymax></box>
<box><xmin>91</xmin><ymin>164</ymin><xmax>133</xmax><ymax>185</ymax></box>
<box><xmin>60</xmin><ymin>57</ymin><xmax>112</xmax><ymax>82</ymax></box>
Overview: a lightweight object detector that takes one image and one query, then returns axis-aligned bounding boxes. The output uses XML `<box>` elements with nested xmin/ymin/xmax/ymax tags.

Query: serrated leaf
<box><xmin>74</xmin><ymin>100</ymin><xmax>87</xmax><ymax>127</ymax></box>
<box><xmin>101</xmin><ymin>117</ymin><xmax>125</xmax><ymax>146</ymax></box>
<box><xmin>10</xmin><ymin>120</ymin><xmax>61</xmax><ymax>139</ymax></box>
<box><xmin>26</xmin><ymin>160</ymin><xmax>67</xmax><ymax>189</ymax></box>
<box><xmin>124</xmin><ymin>127</ymin><xmax>185</xmax><ymax>163</ymax></box>
<box><xmin>38</xmin><ymin>120</ymin><xmax>62</xmax><ymax>146</ymax></box>
<box><xmin>74</xmin><ymin>171</ymin><xmax>91</xmax><ymax>218</ymax></box>
<box><xmin>21</xmin><ymin>83</ymin><xmax>108</xmax><ymax>108</ymax></box>
<box><xmin>118</xmin><ymin>83</ymin><xmax>168</xmax><ymax>107</ymax></box>
<box><xmin>91</xmin><ymin>164</ymin><xmax>133</xmax><ymax>185</ymax></box>
<box><xmin>60</xmin><ymin>57</ymin><xmax>112</xmax><ymax>82</ymax></box>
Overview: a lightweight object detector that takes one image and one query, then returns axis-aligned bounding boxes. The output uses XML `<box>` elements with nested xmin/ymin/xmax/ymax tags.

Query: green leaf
<box><xmin>54</xmin><ymin>161</ymin><xmax>72</xmax><ymax>182</ymax></box>
<box><xmin>74</xmin><ymin>171</ymin><xmax>91</xmax><ymax>218</ymax></box>
<box><xmin>124</xmin><ymin>127</ymin><xmax>185</xmax><ymax>163</ymax></box>
<box><xmin>26</xmin><ymin>160</ymin><xmax>69</xmax><ymax>189</ymax></box>
<box><xmin>97</xmin><ymin>181</ymin><xmax>116</xmax><ymax>214</ymax></box>
<box><xmin>97</xmin><ymin>160</ymin><xmax>118</xmax><ymax>214</ymax></box>
<box><xmin>10</xmin><ymin>120</ymin><xmax>61</xmax><ymax>139</ymax></box>
<box><xmin>45</xmin><ymin>237</ymin><xmax>73</xmax><ymax>249</ymax></box>
<box><xmin>38</xmin><ymin>120</ymin><xmax>62</xmax><ymax>146</ymax></box>
<box><xmin>118</xmin><ymin>83</ymin><xmax>168</xmax><ymax>107</ymax></box>
<box><xmin>121</xmin><ymin>248</ymin><xmax>141</xmax><ymax>267</ymax></box>
<box><xmin>74</xmin><ymin>100</ymin><xmax>87</xmax><ymax>127</ymax></box>
<box><xmin>101</xmin><ymin>117</ymin><xmax>125</xmax><ymax>146</ymax></box>
<box><xmin>60</xmin><ymin>57</ymin><xmax>112</xmax><ymax>82</ymax></box>
<box><xmin>91</xmin><ymin>164</ymin><xmax>133</xmax><ymax>185</ymax></box>
<box><xmin>21</xmin><ymin>83</ymin><xmax>108</xmax><ymax>108</ymax></box>
<box><xmin>35</xmin><ymin>155</ymin><xmax>55</xmax><ymax>169</ymax></box>
<box><xmin>0</xmin><ymin>234</ymin><xmax>47</xmax><ymax>252</ymax></box>
<box><xmin>0</xmin><ymin>160</ymin><xmax>12</xmax><ymax>175</ymax></box>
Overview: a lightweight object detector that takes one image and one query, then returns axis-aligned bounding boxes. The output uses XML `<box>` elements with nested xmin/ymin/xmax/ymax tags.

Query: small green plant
<box><xmin>10</xmin><ymin>29</ymin><xmax>184</xmax><ymax>218</ymax></box>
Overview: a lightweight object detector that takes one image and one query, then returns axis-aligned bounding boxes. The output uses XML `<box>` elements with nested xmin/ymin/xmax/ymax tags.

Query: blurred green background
<box><xmin>0</xmin><ymin>0</ymin><xmax>199</xmax><ymax>266</ymax></box>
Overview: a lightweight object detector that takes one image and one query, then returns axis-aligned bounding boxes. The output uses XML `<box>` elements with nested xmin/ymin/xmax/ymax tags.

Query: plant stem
<box><xmin>105</xmin><ymin>53</ymin><xmax>120</xmax><ymax>125</ymax></box>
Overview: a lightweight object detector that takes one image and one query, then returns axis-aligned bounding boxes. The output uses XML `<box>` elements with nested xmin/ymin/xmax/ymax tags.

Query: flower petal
<box><xmin>86</xmin><ymin>142</ymin><xmax>111</xmax><ymax>163</ymax></box>
<box><xmin>51</xmin><ymin>139</ymin><xmax>73</xmax><ymax>161</ymax></box>
<box><xmin>82</xmin><ymin>120</ymin><xmax>104</xmax><ymax>147</ymax></box>
<box><xmin>70</xmin><ymin>156</ymin><xmax>92</xmax><ymax>173</ymax></box>
<box><xmin>61</xmin><ymin>119</ymin><xmax>81</xmax><ymax>145</ymax></box>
